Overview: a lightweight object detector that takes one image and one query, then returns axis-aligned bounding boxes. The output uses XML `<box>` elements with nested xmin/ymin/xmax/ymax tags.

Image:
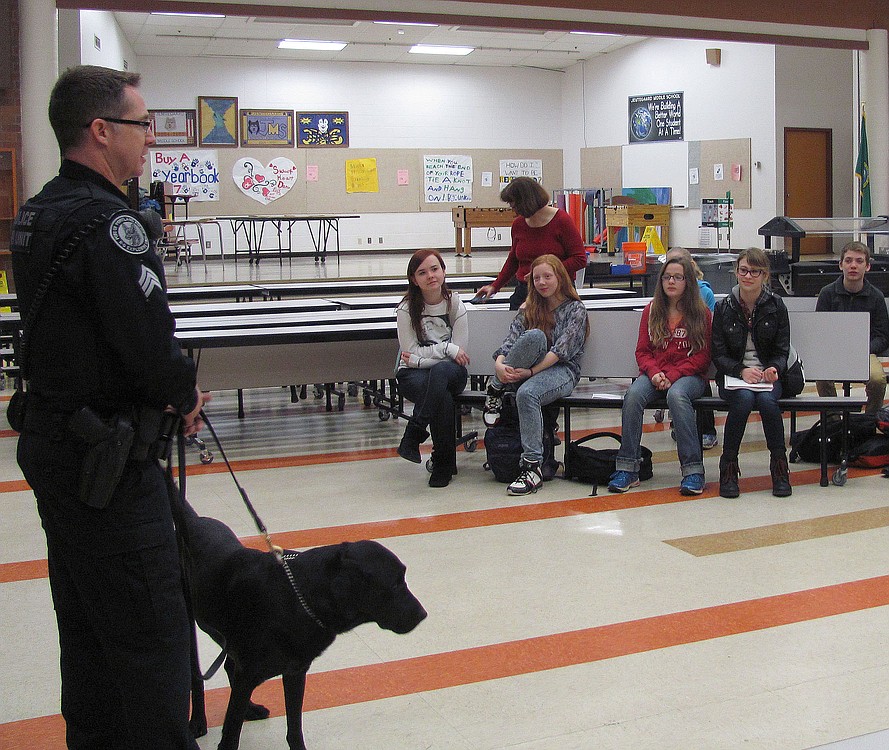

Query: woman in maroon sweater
<box><xmin>476</xmin><ymin>177</ymin><xmax>587</xmax><ymax>310</ymax></box>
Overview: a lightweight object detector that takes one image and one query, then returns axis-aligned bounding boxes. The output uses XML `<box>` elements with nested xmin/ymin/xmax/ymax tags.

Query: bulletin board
<box><xmin>161</xmin><ymin>147</ymin><xmax>563</xmax><ymax>217</ymax></box>
<box><xmin>579</xmin><ymin>137</ymin><xmax>751</xmax><ymax>210</ymax></box>
<box><xmin>580</xmin><ymin>145</ymin><xmax>622</xmax><ymax>194</ymax></box>
<box><xmin>693</xmin><ymin>138</ymin><xmax>751</xmax><ymax>209</ymax></box>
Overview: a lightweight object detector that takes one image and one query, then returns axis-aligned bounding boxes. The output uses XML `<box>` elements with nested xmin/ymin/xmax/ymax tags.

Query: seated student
<box><xmin>664</xmin><ymin>247</ymin><xmax>718</xmax><ymax>449</ymax></box>
<box><xmin>815</xmin><ymin>240</ymin><xmax>889</xmax><ymax>414</ymax></box>
<box><xmin>712</xmin><ymin>248</ymin><xmax>793</xmax><ymax>499</ymax></box>
<box><xmin>395</xmin><ymin>249</ymin><xmax>470</xmax><ymax>488</ymax></box>
<box><xmin>483</xmin><ymin>254</ymin><xmax>589</xmax><ymax>496</ymax></box>
<box><xmin>607</xmin><ymin>256</ymin><xmax>712</xmax><ymax>495</ymax></box>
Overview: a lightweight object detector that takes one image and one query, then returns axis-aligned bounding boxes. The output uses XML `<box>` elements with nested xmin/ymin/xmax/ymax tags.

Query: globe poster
<box><xmin>628</xmin><ymin>92</ymin><xmax>683</xmax><ymax>143</ymax></box>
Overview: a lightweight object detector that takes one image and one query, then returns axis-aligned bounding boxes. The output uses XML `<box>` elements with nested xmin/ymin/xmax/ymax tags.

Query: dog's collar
<box><xmin>280</xmin><ymin>552</ymin><xmax>327</xmax><ymax>630</ymax></box>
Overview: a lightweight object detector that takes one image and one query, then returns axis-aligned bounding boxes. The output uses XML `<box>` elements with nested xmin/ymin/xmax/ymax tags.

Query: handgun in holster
<box><xmin>68</xmin><ymin>406</ymin><xmax>135</xmax><ymax>509</ymax></box>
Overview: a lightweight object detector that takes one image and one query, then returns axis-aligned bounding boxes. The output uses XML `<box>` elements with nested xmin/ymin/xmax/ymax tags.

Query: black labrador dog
<box><xmin>181</xmin><ymin>503</ymin><xmax>427</xmax><ymax>750</ymax></box>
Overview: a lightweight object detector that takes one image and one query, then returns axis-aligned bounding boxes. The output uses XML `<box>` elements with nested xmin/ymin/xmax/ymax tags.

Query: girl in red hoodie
<box><xmin>608</xmin><ymin>256</ymin><xmax>712</xmax><ymax>495</ymax></box>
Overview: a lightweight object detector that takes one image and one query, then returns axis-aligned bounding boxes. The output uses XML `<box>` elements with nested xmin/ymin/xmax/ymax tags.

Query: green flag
<box><xmin>856</xmin><ymin>109</ymin><xmax>871</xmax><ymax>217</ymax></box>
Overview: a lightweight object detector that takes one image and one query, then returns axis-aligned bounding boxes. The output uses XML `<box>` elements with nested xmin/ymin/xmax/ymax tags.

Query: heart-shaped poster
<box><xmin>233</xmin><ymin>158</ymin><xmax>297</xmax><ymax>204</ymax></box>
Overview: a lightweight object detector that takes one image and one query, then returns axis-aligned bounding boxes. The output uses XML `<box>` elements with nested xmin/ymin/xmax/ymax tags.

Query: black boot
<box><xmin>397</xmin><ymin>423</ymin><xmax>428</xmax><ymax>464</ymax></box>
<box><xmin>770</xmin><ymin>453</ymin><xmax>793</xmax><ymax>497</ymax></box>
<box><xmin>428</xmin><ymin>453</ymin><xmax>455</xmax><ymax>487</ymax></box>
<box><xmin>719</xmin><ymin>454</ymin><xmax>740</xmax><ymax>498</ymax></box>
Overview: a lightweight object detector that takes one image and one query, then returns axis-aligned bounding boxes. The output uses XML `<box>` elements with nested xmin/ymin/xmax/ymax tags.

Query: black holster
<box><xmin>68</xmin><ymin>406</ymin><xmax>135</xmax><ymax>509</ymax></box>
<box><xmin>131</xmin><ymin>406</ymin><xmax>180</xmax><ymax>462</ymax></box>
<box><xmin>6</xmin><ymin>389</ymin><xmax>27</xmax><ymax>433</ymax></box>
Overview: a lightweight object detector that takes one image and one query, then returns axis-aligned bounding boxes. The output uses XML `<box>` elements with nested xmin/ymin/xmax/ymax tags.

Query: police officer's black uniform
<box><xmin>11</xmin><ymin>160</ymin><xmax>200</xmax><ymax>749</ymax></box>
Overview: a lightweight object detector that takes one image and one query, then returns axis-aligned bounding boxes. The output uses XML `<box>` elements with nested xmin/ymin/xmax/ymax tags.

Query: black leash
<box><xmin>199</xmin><ymin>410</ymin><xmax>327</xmax><ymax>630</ymax></box>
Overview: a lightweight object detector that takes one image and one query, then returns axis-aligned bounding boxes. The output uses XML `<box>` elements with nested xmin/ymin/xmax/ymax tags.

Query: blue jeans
<box><xmin>615</xmin><ymin>374</ymin><xmax>706</xmax><ymax>477</ymax></box>
<box><xmin>492</xmin><ymin>329</ymin><xmax>577</xmax><ymax>464</ymax></box>
<box><xmin>397</xmin><ymin>360</ymin><xmax>468</xmax><ymax>457</ymax></box>
<box><xmin>718</xmin><ymin>380</ymin><xmax>786</xmax><ymax>457</ymax></box>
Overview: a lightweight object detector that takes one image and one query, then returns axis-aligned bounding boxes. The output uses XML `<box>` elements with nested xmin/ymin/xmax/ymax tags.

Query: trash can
<box><xmin>692</xmin><ymin>253</ymin><xmax>738</xmax><ymax>295</ymax></box>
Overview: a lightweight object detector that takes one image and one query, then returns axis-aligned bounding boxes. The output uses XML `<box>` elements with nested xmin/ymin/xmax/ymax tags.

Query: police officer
<box><xmin>10</xmin><ymin>65</ymin><xmax>209</xmax><ymax>749</ymax></box>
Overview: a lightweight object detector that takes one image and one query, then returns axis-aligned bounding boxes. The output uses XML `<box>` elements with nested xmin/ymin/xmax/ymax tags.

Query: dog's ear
<box><xmin>326</xmin><ymin>543</ymin><xmax>361</xmax><ymax>625</ymax></box>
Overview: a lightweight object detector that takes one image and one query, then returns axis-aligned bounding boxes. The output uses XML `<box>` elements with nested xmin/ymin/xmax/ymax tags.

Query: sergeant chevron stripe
<box><xmin>138</xmin><ymin>265</ymin><xmax>162</xmax><ymax>299</ymax></box>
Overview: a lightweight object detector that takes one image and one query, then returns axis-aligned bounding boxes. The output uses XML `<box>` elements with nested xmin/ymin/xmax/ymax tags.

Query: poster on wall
<box><xmin>149</xmin><ymin>110</ymin><xmax>196</xmax><ymax>147</ymax></box>
<box><xmin>628</xmin><ymin>92</ymin><xmax>684</xmax><ymax>143</ymax></box>
<box><xmin>297</xmin><ymin>112</ymin><xmax>349</xmax><ymax>147</ymax></box>
<box><xmin>198</xmin><ymin>96</ymin><xmax>238</xmax><ymax>147</ymax></box>
<box><xmin>240</xmin><ymin>110</ymin><xmax>294</xmax><ymax>147</ymax></box>
<box><xmin>424</xmin><ymin>155</ymin><xmax>473</xmax><ymax>203</ymax></box>
<box><xmin>233</xmin><ymin>157</ymin><xmax>297</xmax><ymax>204</ymax></box>
<box><xmin>345</xmin><ymin>158</ymin><xmax>379</xmax><ymax>193</ymax></box>
<box><xmin>150</xmin><ymin>149</ymin><xmax>220</xmax><ymax>201</ymax></box>
<box><xmin>499</xmin><ymin>159</ymin><xmax>543</xmax><ymax>186</ymax></box>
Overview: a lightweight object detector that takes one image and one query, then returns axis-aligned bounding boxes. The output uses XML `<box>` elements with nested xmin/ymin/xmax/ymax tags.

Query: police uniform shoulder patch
<box><xmin>108</xmin><ymin>211</ymin><xmax>149</xmax><ymax>255</ymax></box>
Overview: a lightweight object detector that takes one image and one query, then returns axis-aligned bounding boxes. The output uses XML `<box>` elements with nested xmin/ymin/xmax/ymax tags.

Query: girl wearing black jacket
<box><xmin>712</xmin><ymin>248</ymin><xmax>792</xmax><ymax>498</ymax></box>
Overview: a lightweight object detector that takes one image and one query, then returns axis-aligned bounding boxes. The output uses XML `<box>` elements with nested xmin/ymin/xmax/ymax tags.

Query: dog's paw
<box><xmin>244</xmin><ymin>701</ymin><xmax>271</xmax><ymax>721</ymax></box>
<box><xmin>188</xmin><ymin>718</ymin><xmax>208</xmax><ymax>738</ymax></box>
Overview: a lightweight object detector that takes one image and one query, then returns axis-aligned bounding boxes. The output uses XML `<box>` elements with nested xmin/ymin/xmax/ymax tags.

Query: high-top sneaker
<box><xmin>507</xmin><ymin>459</ymin><xmax>543</xmax><ymax>496</ymax></box>
<box><xmin>483</xmin><ymin>384</ymin><xmax>505</xmax><ymax>427</ymax></box>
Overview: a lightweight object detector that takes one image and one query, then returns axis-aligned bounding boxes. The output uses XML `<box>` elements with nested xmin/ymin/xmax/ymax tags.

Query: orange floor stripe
<box><xmin>1</xmin><ymin>466</ymin><xmax>874</xmax><ymax>584</ymax></box>
<box><xmin>4</xmin><ymin>573</ymin><xmax>889</xmax><ymax>749</ymax></box>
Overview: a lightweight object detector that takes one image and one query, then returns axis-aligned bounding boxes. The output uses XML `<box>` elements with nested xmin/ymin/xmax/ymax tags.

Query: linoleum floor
<box><xmin>2</xmin><ymin>251</ymin><xmax>889</xmax><ymax>750</ymax></box>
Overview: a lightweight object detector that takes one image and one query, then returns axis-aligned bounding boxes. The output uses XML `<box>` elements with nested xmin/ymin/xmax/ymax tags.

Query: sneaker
<box><xmin>679</xmin><ymin>473</ymin><xmax>705</xmax><ymax>495</ymax></box>
<box><xmin>607</xmin><ymin>470</ymin><xmax>639</xmax><ymax>493</ymax></box>
<box><xmin>507</xmin><ymin>460</ymin><xmax>543</xmax><ymax>496</ymax></box>
<box><xmin>702</xmin><ymin>433</ymin><xmax>719</xmax><ymax>450</ymax></box>
<box><xmin>483</xmin><ymin>385</ymin><xmax>504</xmax><ymax>427</ymax></box>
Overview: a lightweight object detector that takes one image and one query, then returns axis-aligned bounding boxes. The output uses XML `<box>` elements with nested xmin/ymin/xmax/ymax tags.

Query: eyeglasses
<box><xmin>736</xmin><ymin>267</ymin><xmax>764</xmax><ymax>278</ymax></box>
<box><xmin>85</xmin><ymin>117</ymin><xmax>153</xmax><ymax>132</ymax></box>
<box><xmin>662</xmin><ymin>274</ymin><xmax>685</xmax><ymax>282</ymax></box>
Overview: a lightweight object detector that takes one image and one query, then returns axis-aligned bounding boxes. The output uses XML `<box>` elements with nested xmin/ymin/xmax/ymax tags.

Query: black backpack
<box><xmin>483</xmin><ymin>397</ymin><xmax>560</xmax><ymax>483</ymax></box>
<box><xmin>789</xmin><ymin>412</ymin><xmax>877</xmax><ymax>465</ymax></box>
<box><xmin>564</xmin><ymin>431</ymin><xmax>654</xmax><ymax>493</ymax></box>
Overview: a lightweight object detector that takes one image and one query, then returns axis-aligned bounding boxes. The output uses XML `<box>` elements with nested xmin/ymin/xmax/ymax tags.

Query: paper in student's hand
<box><xmin>723</xmin><ymin>375</ymin><xmax>773</xmax><ymax>391</ymax></box>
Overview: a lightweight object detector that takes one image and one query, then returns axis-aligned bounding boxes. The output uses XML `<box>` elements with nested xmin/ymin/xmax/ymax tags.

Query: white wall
<box><xmin>137</xmin><ymin>56</ymin><xmax>565</xmax><ymax>252</ymax></box>
<box><xmin>71</xmin><ymin>10</ymin><xmax>136</xmax><ymax>72</ymax></box>
<box><xmin>562</xmin><ymin>38</ymin><xmax>780</xmax><ymax>249</ymax></box>
<box><xmin>72</xmin><ymin>24</ymin><xmax>856</xmax><ymax>255</ymax></box>
<box><xmin>775</xmin><ymin>45</ymin><xmax>854</xmax><ymax>252</ymax></box>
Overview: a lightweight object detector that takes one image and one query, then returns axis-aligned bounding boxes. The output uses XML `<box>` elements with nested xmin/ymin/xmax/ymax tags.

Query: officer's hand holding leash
<box><xmin>180</xmin><ymin>388</ymin><xmax>212</xmax><ymax>437</ymax></box>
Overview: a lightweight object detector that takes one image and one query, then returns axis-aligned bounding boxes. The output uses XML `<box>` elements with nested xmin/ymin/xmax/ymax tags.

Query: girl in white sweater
<box><xmin>395</xmin><ymin>250</ymin><xmax>470</xmax><ymax>487</ymax></box>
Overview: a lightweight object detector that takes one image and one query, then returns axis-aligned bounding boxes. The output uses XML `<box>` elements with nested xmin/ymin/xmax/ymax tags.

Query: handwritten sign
<box><xmin>424</xmin><ymin>155</ymin><xmax>472</xmax><ymax>203</ymax></box>
<box><xmin>499</xmin><ymin>159</ymin><xmax>542</xmax><ymax>186</ymax></box>
<box><xmin>150</xmin><ymin>149</ymin><xmax>220</xmax><ymax>201</ymax></box>
<box><xmin>345</xmin><ymin>158</ymin><xmax>379</xmax><ymax>193</ymax></box>
<box><xmin>628</xmin><ymin>92</ymin><xmax>684</xmax><ymax>143</ymax></box>
<box><xmin>233</xmin><ymin>157</ymin><xmax>297</xmax><ymax>204</ymax></box>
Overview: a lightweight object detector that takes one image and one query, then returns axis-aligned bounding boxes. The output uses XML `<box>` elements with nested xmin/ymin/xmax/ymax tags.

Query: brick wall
<box><xmin>0</xmin><ymin>0</ymin><xmax>22</xmax><ymax>210</ymax></box>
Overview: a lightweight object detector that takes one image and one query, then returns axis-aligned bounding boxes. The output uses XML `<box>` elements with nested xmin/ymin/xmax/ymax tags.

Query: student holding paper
<box><xmin>712</xmin><ymin>248</ymin><xmax>792</xmax><ymax>499</ymax></box>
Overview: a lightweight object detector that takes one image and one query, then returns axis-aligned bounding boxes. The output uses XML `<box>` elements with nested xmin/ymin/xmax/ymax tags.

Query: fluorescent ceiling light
<box><xmin>278</xmin><ymin>39</ymin><xmax>347</xmax><ymax>51</ymax></box>
<box><xmin>151</xmin><ymin>11</ymin><xmax>225</xmax><ymax>18</ymax></box>
<box><xmin>374</xmin><ymin>21</ymin><xmax>438</xmax><ymax>27</ymax></box>
<box><xmin>569</xmin><ymin>30</ymin><xmax>622</xmax><ymax>37</ymax></box>
<box><xmin>409</xmin><ymin>44</ymin><xmax>473</xmax><ymax>56</ymax></box>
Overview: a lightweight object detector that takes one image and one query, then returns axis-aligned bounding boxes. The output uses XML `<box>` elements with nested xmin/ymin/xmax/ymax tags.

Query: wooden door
<box><xmin>784</xmin><ymin>129</ymin><xmax>832</xmax><ymax>255</ymax></box>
